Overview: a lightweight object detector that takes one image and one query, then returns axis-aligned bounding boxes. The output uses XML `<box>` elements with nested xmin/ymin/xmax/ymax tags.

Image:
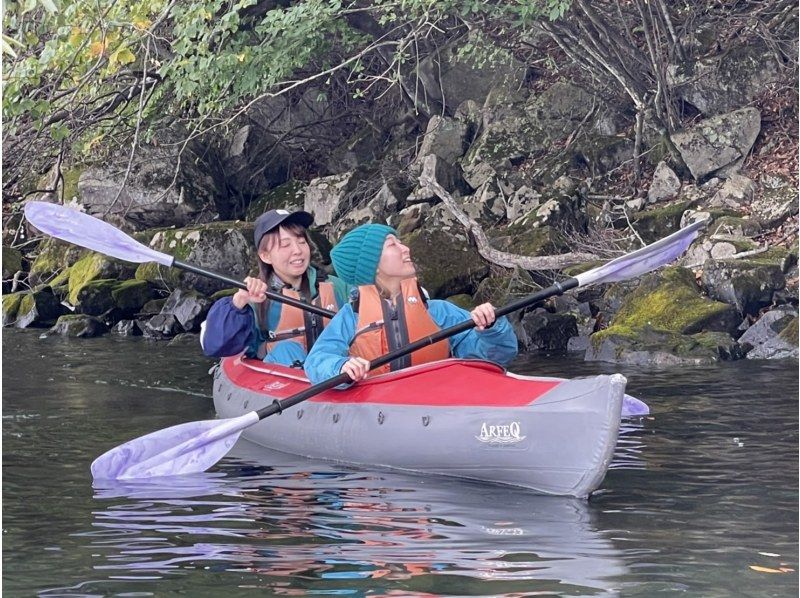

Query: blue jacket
<box><xmin>201</xmin><ymin>266</ymin><xmax>349</xmax><ymax>365</ymax></box>
<box><xmin>303</xmin><ymin>296</ymin><xmax>518</xmax><ymax>385</ymax></box>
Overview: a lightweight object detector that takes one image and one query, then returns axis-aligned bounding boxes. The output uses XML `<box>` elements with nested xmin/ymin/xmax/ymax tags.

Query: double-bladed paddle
<box><xmin>90</xmin><ymin>218</ymin><xmax>708</xmax><ymax>480</ymax></box>
<box><xmin>22</xmin><ymin>201</ymin><xmax>336</xmax><ymax>318</ymax></box>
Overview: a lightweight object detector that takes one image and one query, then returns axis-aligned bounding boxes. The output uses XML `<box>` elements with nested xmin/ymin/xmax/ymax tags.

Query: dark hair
<box><xmin>254</xmin><ymin>223</ymin><xmax>311</xmax><ymax>334</ymax></box>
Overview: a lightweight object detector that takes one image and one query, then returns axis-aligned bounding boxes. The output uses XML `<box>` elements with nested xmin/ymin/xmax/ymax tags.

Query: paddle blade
<box><xmin>622</xmin><ymin>394</ymin><xmax>649</xmax><ymax>417</ymax></box>
<box><xmin>24</xmin><ymin>201</ymin><xmax>173</xmax><ymax>266</ymax></box>
<box><xmin>91</xmin><ymin>412</ymin><xmax>259</xmax><ymax>480</ymax></box>
<box><xmin>575</xmin><ymin>218</ymin><xmax>708</xmax><ymax>287</ymax></box>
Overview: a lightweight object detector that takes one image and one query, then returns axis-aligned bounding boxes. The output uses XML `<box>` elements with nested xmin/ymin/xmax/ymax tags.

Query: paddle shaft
<box><xmin>173</xmin><ymin>259</ymin><xmax>335</xmax><ymax>318</ymax></box>
<box><xmin>255</xmin><ymin>277</ymin><xmax>579</xmax><ymax>419</ymax></box>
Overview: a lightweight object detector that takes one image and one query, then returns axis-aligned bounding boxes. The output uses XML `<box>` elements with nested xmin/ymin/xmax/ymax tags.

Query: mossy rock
<box><xmin>15</xmin><ymin>288</ymin><xmax>64</xmax><ymax>328</ymax></box>
<box><xmin>2</xmin><ymin>246</ymin><xmax>23</xmax><ymax>279</ymax></box>
<box><xmin>778</xmin><ymin>317</ymin><xmax>798</xmax><ymax>345</ymax></box>
<box><xmin>111</xmin><ymin>279</ymin><xmax>155</xmax><ymax>314</ymax></box>
<box><xmin>67</xmin><ymin>253</ymin><xmax>134</xmax><ymax>305</ymax></box>
<box><xmin>61</xmin><ymin>167</ymin><xmax>83</xmax><ymax>202</ymax></box>
<box><xmin>445</xmin><ymin>294</ymin><xmax>474</xmax><ymax>310</ymax></box>
<box><xmin>489</xmin><ymin>223</ymin><xmax>567</xmax><ymax>256</ymax></box>
<box><xmin>141</xmin><ymin>298</ymin><xmax>167</xmax><ymax>315</ymax></box>
<box><xmin>606</xmin><ymin>266</ymin><xmax>738</xmax><ymax>335</ymax></box>
<box><xmin>630</xmin><ymin>200</ymin><xmax>696</xmax><ymax>243</ymax></box>
<box><xmin>710</xmin><ymin>215</ymin><xmax>762</xmax><ymax>238</ymax></box>
<box><xmin>246</xmin><ymin>181</ymin><xmax>308</xmax><ymax>221</ymax></box>
<box><xmin>588</xmin><ymin>326</ymin><xmax>741</xmax><ymax>365</ymax></box>
<box><xmin>75</xmin><ymin>279</ymin><xmax>118</xmax><ymax>315</ymax></box>
<box><xmin>2</xmin><ymin>292</ymin><xmax>25</xmax><ymax>326</ymax></box>
<box><xmin>49</xmin><ymin>314</ymin><xmax>107</xmax><ymax>338</ymax></box>
<box><xmin>210</xmin><ymin>287</ymin><xmax>239</xmax><ymax>301</ymax></box>
<box><xmin>701</xmin><ymin>258</ymin><xmax>786</xmax><ymax>315</ymax></box>
<box><xmin>474</xmin><ymin>268</ymin><xmax>537</xmax><ymax>306</ymax></box>
<box><xmin>29</xmin><ymin>238</ymin><xmax>88</xmax><ymax>285</ymax></box>
<box><xmin>405</xmin><ymin>228</ymin><xmax>489</xmax><ymax>298</ymax></box>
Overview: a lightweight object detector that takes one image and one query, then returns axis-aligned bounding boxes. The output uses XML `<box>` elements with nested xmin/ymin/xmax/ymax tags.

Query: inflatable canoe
<box><xmin>212</xmin><ymin>356</ymin><xmax>627</xmax><ymax>497</ymax></box>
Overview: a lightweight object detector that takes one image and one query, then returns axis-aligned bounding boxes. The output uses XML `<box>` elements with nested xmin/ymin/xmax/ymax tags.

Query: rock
<box><xmin>667</xmin><ymin>42</ymin><xmax>784</xmax><ymax>116</ymax></box>
<box><xmin>303</xmin><ymin>172</ymin><xmax>359</xmax><ymax>226</ymax></box>
<box><xmin>567</xmin><ymin>335</ymin><xmax>591</xmax><ymax>353</ymax></box>
<box><xmin>739</xmin><ymin>310</ymin><xmax>799</xmax><ymax>360</ymax></box>
<box><xmin>405</xmin><ymin>223</ymin><xmax>489</xmax><ymax>298</ymax></box>
<box><xmin>415</xmin><ymin>154</ymin><xmax>469</xmax><ymax>200</ymax></box>
<box><xmin>246</xmin><ymin>180</ymin><xmax>307</xmax><ymax>220</ymax></box>
<box><xmin>445</xmin><ymin>294</ymin><xmax>474</xmax><ymax>310</ymax></box>
<box><xmin>710</xmin><ymin>174</ymin><xmax>756</xmax><ymax>209</ymax></box>
<box><xmin>2</xmin><ymin>246</ymin><xmax>23</xmax><ymax>282</ymax></box>
<box><xmin>702</xmin><ymin>258</ymin><xmax>786</xmax><ymax>316</ymax></box>
<box><xmin>49</xmin><ymin>314</ymin><xmax>107</xmax><ymax>338</ymax></box>
<box><xmin>74</xmin><ymin>279</ymin><xmax>117</xmax><ymax>316</ymax></box>
<box><xmin>78</xmin><ymin>133</ymin><xmax>218</xmax><ymax>229</ymax></box>
<box><xmin>112</xmin><ymin>319</ymin><xmax>143</xmax><ymax>337</ymax></box>
<box><xmin>750</xmin><ymin>176</ymin><xmax>799</xmax><ymax>228</ymax></box>
<box><xmin>630</xmin><ymin>200</ymin><xmax>696</xmax><ymax>244</ymax></box>
<box><xmin>586</xmin><ymin>328</ymin><xmax>742</xmax><ymax>366</ymax></box>
<box><xmin>159</xmin><ymin>288</ymin><xmax>211</xmax><ymax>333</ymax></box>
<box><xmin>672</xmin><ymin>108</ymin><xmax>760</xmax><ymax>180</ymax></box>
<box><xmin>2</xmin><ymin>292</ymin><xmax>25</xmax><ymax>326</ymax></box>
<box><xmin>66</xmin><ymin>253</ymin><xmax>135</xmax><ymax>306</ymax></box>
<box><xmin>142</xmin><ymin>313</ymin><xmax>181</xmax><ymax>339</ymax></box>
<box><xmin>14</xmin><ymin>288</ymin><xmax>65</xmax><ymax>328</ymax></box>
<box><xmin>28</xmin><ymin>238</ymin><xmax>87</xmax><ymax>287</ymax></box>
<box><xmin>710</xmin><ymin>242</ymin><xmax>737</xmax><ymax>260</ymax></box>
<box><xmin>393</xmin><ymin>204</ymin><xmax>431</xmax><ymax>236</ymax></box>
<box><xmin>601</xmin><ymin>267</ymin><xmax>740</xmax><ymax>336</ymax></box>
<box><xmin>414</xmin><ymin>115</ymin><xmax>469</xmax><ymax>168</ymax></box>
<box><xmin>474</xmin><ymin>268</ymin><xmax>536</xmax><ymax>306</ymax></box>
<box><xmin>220</xmin><ymin>124</ymin><xmax>291</xmax><ymax>201</ymax></box>
<box><xmin>111</xmin><ymin>280</ymin><xmax>155</xmax><ymax>316</ymax></box>
<box><xmin>416</xmin><ymin>32</ymin><xmax>526</xmax><ymax>114</ymax></box>
<box><xmin>520</xmin><ymin>309</ymin><xmax>579</xmax><ymax>352</ymax></box>
<box><xmin>135</xmin><ymin>222</ymin><xmax>254</xmax><ymax>296</ymax></box>
<box><xmin>647</xmin><ymin>161</ymin><xmax>681</xmax><ymax>203</ymax></box>
<box><xmin>326</xmin><ymin>127</ymin><xmax>384</xmax><ymax>174</ymax></box>
<box><xmin>506</xmin><ymin>186</ymin><xmax>541</xmax><ymax>222</ymax></box>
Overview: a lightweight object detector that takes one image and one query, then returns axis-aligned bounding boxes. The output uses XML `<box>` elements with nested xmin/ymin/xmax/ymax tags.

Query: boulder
<box><xmin>2</xmin><ymin>292</ymin><xmax>25</xmax><ymax>326</ymax></box>
<box><xmin>246</xmin><ymin>180</ymin><xmax>307</xmax><ymax>220</ymax></box>
<box><xmin>28</xmin><ymin>238</ymin><xmax>87</xmax><ymax>287</ymax></box>
<box><xmin>671</xmin><ymin>108</ymin><xmax>761</xmax><ymax>180</ymax></box>
<box><xmin>520</xmin><ymin>309</ymin><xmax>579</xmax><ymax>352</ymax></box>
<box><xmin>135</xmin><ymin>222</ymin><xmax>254</xmax><ymax>296</ymax></box>
<box><xmin>142</xmin><ymin>313</ymin><xmax>181</xmax><ymax>339</ymax></box>
<box><xmin>159</xmin><ymin>288</ymin><xmax>211</xmax><ymax>333</ymax></box>
<box><xmin>66</xmin><ymin>253</ymin><xmax>136</xmax><ymax>306</ymax></box>
<box><xmin>112</xmin><ymin>319</ymin><xmax>144</xmax><ymax>337</ymax></box>
<box><xmin>413</xmin><ymin>115</ymin><xmax>470</xmax><ymax>168</ymax></box>
<box><xmin>49</xmin><ymin>314</ymin><xmax>108</xmax><ymax>338</ymax></box>
<box><xmin>701</xmin><ymin>258</ymin><xmax>786</xmax><ymax>315</ymax></box>
<box><xmin>13</xmin><ymin>288</ymin><xmax>65</xmax><ymax>328</ymax></box>
<box><xmin>710</xmin><ymin>174</ymin><xmax>756</xmax><ymax>210</ymax></box>
<box><xmin>2</xmin><ymin>246</ymin><xmax>23</xmax><ymax>283</ymax></box>
<box><xmin>648</xmin><ymin>161</ymin><xmax>681</xmax><ymax>203</ymax></box>
<box><xmin>739</xmin><ymin>308</ymin><xmax>799</xmax><ymax>360</ymax></box>
<box><xmin>303</xmin><ymin>172</ymin><xmax>360</xmax><ymax>226</ymax></box>
<box><xmin>219</xmin><ymin>124</ymin><xmax>291</xmax><ymax>202</ymax></box>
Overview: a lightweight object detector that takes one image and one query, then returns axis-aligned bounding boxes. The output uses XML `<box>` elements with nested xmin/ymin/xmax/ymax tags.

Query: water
<box><xmin>2</xmin><ymin>329</ymin><xmax>797</xmax><ymax>596</ymax></box>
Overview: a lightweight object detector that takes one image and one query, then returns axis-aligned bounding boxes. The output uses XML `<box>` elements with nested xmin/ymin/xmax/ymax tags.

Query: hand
<box><xmin>470</xmin><ymin>302</ymin><xmax>496</xmax><ymax>330</ymax></box>
<box><xmin>232</xmin><ymin>276</ymin><xmax>267</xmax><ymax>309</ymax></box>
<box><xmin>340</xmin><ymin>356</ymin><xmax>370</xmax><ymax>382</ymax></box>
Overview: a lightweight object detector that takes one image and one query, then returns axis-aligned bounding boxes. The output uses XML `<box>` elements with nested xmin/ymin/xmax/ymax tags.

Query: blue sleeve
<box><xmin>328</xmin><ymin>275</ymin><xmax>352</xmax><ymax>309</ymax></box>
<box><xmin>428</xmin><ymin>300</ymin><xmax>518</xmax><ymax>366</ymax></box>
<box><xmin>303</xmin><ymin>304</ymin><xmax>358</xmax><ymax>385</ymax></box>
<box><xmin>201</xmin><ymin>296</ymin><xmax>257</xmax><ymax>357</ymax></box>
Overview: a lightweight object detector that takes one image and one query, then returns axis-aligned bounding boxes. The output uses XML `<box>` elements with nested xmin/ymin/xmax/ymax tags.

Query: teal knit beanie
<box><xmin>331</xmin><ymin>223</ymin><xmax>397</xmax><ymax>286</ymax></box>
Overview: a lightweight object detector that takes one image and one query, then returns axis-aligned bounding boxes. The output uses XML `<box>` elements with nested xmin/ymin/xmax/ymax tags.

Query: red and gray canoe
<box><xmin>213</xmin><ymin>356</ymin><xmax>627</xmax><ymax>498</ymax></box>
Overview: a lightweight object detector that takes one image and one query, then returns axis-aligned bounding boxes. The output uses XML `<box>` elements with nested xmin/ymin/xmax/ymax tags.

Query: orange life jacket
<box><xmin>349</xmin><ymin>277</ymin><xmax>450</xmax><ymax>377</ymax></box>
<box><xmin>257</xmin><ymin>281</ymin><xmax>337</xmax><ymax>358</ymax></box>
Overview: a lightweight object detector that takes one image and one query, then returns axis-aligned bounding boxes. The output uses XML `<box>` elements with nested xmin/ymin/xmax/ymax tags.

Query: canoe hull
<box><xmin>213</xmin><ymin>357</ymin><xmax>625</xmax><ymax>497</ymax></box>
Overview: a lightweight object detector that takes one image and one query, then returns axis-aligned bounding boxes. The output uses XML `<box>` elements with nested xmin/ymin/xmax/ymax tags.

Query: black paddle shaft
<box><xmin>173</xmin><ymin>259</ymin><xmax>336</xmax><ymax>318</ymax></box>
<box><xmin>256</xmin><ymin>277</ymin><xmax>580</xmax><ymax>419</ymax></box>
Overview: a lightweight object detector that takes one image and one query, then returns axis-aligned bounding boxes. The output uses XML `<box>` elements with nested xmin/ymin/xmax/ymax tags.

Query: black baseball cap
<box><xmin>253</xmin><ymin>209</ymin><xmax>314</xmax><ymax>247</ymax></box>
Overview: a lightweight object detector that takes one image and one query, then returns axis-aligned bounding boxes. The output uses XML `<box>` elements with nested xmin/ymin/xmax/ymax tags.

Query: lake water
<box><xmin>2</xmin><ymin>329</ymin><xmax>797</xmax><ymax>596</ymax></box>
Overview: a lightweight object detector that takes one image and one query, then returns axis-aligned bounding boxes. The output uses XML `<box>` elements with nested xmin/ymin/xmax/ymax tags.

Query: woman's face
<box><xmin>259</xmin><ymin>225</ymin><xmax>311</xmax><ymax>286</ymax></box>
<box><xmin>376</xmin><ymin>234</ymin><xmax>416</xmax><ymax>280</ymax></box>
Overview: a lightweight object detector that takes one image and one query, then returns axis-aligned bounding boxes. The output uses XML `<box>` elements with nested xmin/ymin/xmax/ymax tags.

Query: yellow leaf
<box><xmin>109</xmin><ymin>47</ymin><xmax>136</xmax><ymax>67</ymax></box>
<box><xmin>749</xmin><ymin>565</ymin><xmax>786</xmax><ymax>574</ymax></box>
<box><xmin>88</xmin><ymin>41</ymin><xmax>106</xmax><ymax>57</ymax></box>
<box><xmin>69</xmin><ymin>27</ymin><xmax>83</xmax><ymax>45</ymax></box>
<box><xmin>236</xmin><ymin>53</ymin><xmax>246</xmax><ymax>62</ymax></box>
<box><xmin>133</xmin><ymin>18</ymin><xmax>151</xmax><ymax>31</ymax></box>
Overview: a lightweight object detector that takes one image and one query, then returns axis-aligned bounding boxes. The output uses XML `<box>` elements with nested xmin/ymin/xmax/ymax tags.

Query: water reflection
<box><xmin>61</xmin><ymin>442</ymin><xmax>628</xmax><ymax>595</ymax></box>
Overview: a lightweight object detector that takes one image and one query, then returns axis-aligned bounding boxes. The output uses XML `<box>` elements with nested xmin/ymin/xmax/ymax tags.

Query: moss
<box><xmin>2</xmin><ymin>292</ymin><xmax>24</xmax><ymax>323</ymax></box>
<box><xmin>61</xmin><ymin>167</ymin><xmax>83</xmax><ymax>201</ymax></box>
<box><xmin>111</xmin><ymin>279</ymin><xmax>153</xmax><ymax>312</ymax></box>
<box><xmin>631</xmin><ymin>200</ymin><xmax>696</xmax><ymax>243</ymax></box>
<box><xmin>778</xmin><ymin>317</ymin><xmax>798</xmax><ymax>345</ymax></box>
<box><xmin>405</xmin><ymin>228</ymin><xmax>489</xmax><ymax>297</ymax></box>
<box><xmin>606</xmin><ymin>267</ymin><xmax>733</xmax><ymax>334</ymax></box>
<box><xmin>490</xmin><ymin>223</ymin><xmax>566</xmax><ymax>256</ymax></box>
<box><xmin>2</xmin><ymin>246</ymin><xmax>23</xmax><ymax>276</ymax></box>
<box><xmin>210</xmin><ymin>287</ymin><xmax>238</xmax><ymax>301</ymax></box>
<box><xmin>67</xmin><ymin>254</ymin><xmax>109</xmax><ymax>304</ymax></box>
<box><xmin>134</xmin><ymin>262</ymin><xmax>181</xmax><ymax>289</ymax></box>
<box><xmin>246</xmin><ymin>181</ymin><xmax>307</xmax><ymax>220</ymax></box>
<box><xmin>446</xmin><ymin>294</ymin><xmax>474</xmax><ymax>309</ymax></box>
<box><xmin>30</xmin><ymin>239</ymin><xmax>86</xmax><ymax>277</ymax></box>
<box><xmin>18</xmin><ymin>292</ymin><xmax>35</xmax><ymax>317</ymax></box>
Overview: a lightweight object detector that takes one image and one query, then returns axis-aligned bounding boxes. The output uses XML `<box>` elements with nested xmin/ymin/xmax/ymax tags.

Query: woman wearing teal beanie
<box><xmin>304</xmin><ymin>223</ymin><xmax>518</xmax><ymax>384</ymax></box>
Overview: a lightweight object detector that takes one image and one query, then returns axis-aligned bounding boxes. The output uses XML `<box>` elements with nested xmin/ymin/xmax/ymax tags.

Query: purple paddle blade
<box><xmin>575</xmin><ymin>218</ymin><xmax>708</xmax><ymax>287</ymax></box>
<box><xmin>622</xmin><ymin>394</ymin><xmax>649</xmax><ymax>416</ymax></box>
<box><xmin>91</xmin><ymin>412</ymin><xmax>259</xmax><ymax>480</ymax></box>
<box><xmin>23</xmin><ymin>201</ymin><xmax>173</xmax><ymax>266</ymax></box>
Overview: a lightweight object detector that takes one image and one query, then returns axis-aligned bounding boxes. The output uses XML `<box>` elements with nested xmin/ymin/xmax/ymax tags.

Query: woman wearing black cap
<box><xmin>200</xmin><ymin>209</ymin><xmax>349</xmax><ymax>366</ymax></box>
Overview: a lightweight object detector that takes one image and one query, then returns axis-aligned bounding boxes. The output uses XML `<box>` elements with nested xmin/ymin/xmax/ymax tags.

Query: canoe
<box><xmin>212</xmin><ymin>356</ymin><xmax>627</xmax><ymax>498</ymax></box>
